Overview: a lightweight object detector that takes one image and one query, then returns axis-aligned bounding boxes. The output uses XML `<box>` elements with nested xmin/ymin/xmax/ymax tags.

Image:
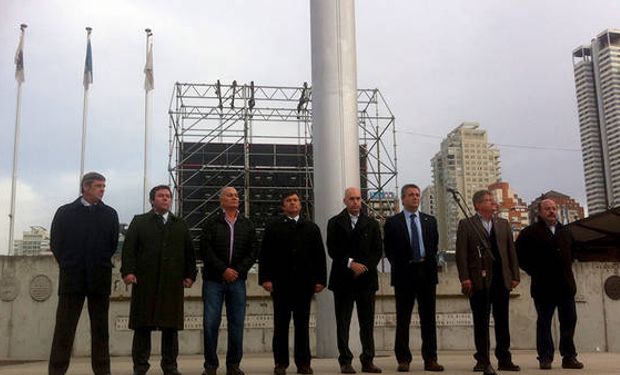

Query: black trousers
<box><xmin>271</xmin><ymin>290</ymin><xmax>313</xmax><ymax>368</ymax></box>
<box><xmin>393</xmin><ymin>263</ymin><xmax>438</xmax><ymax>364</ymax></box>
<box><xmin>132</xmin><ymin>327</ymin><xmax>179</xmax><ymax>374</ymax></box>
<box><xmin>333</xmin><ymin>290</ymin><xmax>376</xmax><ymax>366</ymax></box>
<box><xmin>533</xmin><ymin>296</ymin><xmax>577</xmax><ymax>362</ymax></box>
<box><xmin>48</xmin><ymin>293</ymin><xmax>110</xmax><ymax>375</ymax></box>
<box><xmin>469</xmin><ymin>276</ymin><xmax>512</xmax><ymax>365</ymax></box>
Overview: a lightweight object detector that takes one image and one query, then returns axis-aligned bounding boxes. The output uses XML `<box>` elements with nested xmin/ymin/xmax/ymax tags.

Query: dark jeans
<box><xmin>272</xmin><ymin>289</ymin><xmax>313</xmax><ymax>368</ymax></box>
<box><xmin>394</xmin><ymin>264</ymin><xmax>438</xmax><ymax>364</ymax></box>
<box><xmin>534</xmin><ymin>296</ymin><xmax>578</xmax><ymax>362</ymax></box>
<box><xmin>132</xmin><ymin>327</ymin><xmax>179</xmax><ymax>374</ymax></box>
<box><xmin>469</xmin><ymin>277</ymin><xmax>512</xmax><ymax>365</ymax></box>
<box><xmin>49</xmin><ymin>293</ymin><xmax>110</xmax><ymax>375</ymax></box>
<box><xmin>203</xmin><ymin>279</ymin><xmax>247</xmax><ymax>370</ymax></box>
<box><xmin>333</xmin><ymin>290</ymin><xmax>376</xmax><ymax>366</ymax></box>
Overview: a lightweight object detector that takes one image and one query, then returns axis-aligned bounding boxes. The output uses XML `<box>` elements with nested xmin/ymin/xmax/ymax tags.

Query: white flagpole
<box><xmin>80</xmin><ymin>27</ymin><xmax>93</xmax><ymax>187</ymax></box>
<box><xmin>143</xmin><ymin>29</ymin><xmax>154</xmax><ymax>212</ymax></box>
<box><xmin>8</xmin><ymin>24</ymin><xmax>27</xmax><ymax>256</ymax></box>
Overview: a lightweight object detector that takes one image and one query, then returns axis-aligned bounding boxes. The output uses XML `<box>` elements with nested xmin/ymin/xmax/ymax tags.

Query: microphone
<box><xmin>446</xmin><ymin>187</ymin><xmax>458</xmax><ymax>194</ymax></box>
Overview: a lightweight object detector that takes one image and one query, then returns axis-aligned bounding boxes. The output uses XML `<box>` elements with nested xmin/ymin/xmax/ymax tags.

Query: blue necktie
<box><xmin>410</xmin><ymin>213</ymin><xmax>422</xmax><ymax>262</ymax></box>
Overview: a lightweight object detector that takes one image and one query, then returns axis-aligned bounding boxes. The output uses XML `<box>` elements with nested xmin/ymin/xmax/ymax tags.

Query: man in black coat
<box><xmin>384</xmin><ymin>184</ymin><xmax>444</xmax><ymax>372</ymax></box>
<box><xmin>121</xmin><ymin>185</ymin><xmax>197</xmax><ymax>375</ymax></box>
<box><xmin>49</xmin><ymin>172</ymin><xmax>119</xmax><ymax>375</ymax></box>
<box><xmin>327</xmin><ymin>187</ymin><xmax>382</xmax><ymax>374</ymax></box>
<box><xmin>200</xmin><ymin>186</ymin><xmax>258</xmax><ymax>375</ymax></box>
<box><xmin>259</xmin><ymin>191</ymin><xmax>327</xmax><ymax>375</ymax></box>
<box><xmin>515</xmin><ymin>198</ymin><xmax>583</xmax><ymax>370</ymax></box>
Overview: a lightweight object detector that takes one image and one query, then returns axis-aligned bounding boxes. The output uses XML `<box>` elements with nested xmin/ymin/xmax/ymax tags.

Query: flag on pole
<box><xmin>144</xmin><ymin>38</ymin><xmax>154</xmax><ymax>91</ymax></box>
<box><xmin>14</xmin><ymin>27</ymin><xmax>25</xmax><ymax>83</ymax></box>
<box><xmin>83</xmin><ymin>31</ymin><xmax>93</xmax><ymax>89</ymax></box>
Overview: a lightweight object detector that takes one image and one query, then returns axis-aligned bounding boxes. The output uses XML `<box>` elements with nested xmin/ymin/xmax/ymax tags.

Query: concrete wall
<box><xmin>0</xmin><ymin>255</ymin><xmax>618</xmax><ymax>359</ymax></box>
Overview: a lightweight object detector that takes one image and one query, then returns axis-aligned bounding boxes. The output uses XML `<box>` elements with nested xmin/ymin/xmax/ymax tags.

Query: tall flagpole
<box><xmin>143</xmin><ymin>29</ymin><xmax>154</xmax><ymax>212</ymax></box>
<box><xmin>80</xmin><ymin>27</ymin><xmax>93</xmax><ymax>186</ymax></box>
<box><xmin>8</xmin><ymin>24</ymin><xmax>27</xmax><ymax>256</ymax></box>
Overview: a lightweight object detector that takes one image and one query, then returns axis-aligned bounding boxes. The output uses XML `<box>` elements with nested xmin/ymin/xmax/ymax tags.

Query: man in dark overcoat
<box><xmin>456</xmin><ymin>190</ymin><xmax>520</xmax><ymax>375</ymax></box>
<box><xmin>384</xmin><ymin>183</ymin><xmax>444</xmax><ymax>372</ymax></box>
<box><xmin>49</xmin><ymin>172</ymin><xmax>119</xmax><ymax>375</ymax></box>
<box><xmin>515</xmin><ymin>198</ymin><xmax>583</xmax><ymax>370</ymax></box>
<box><xmin>259</xmin><ymin>191</ymin><xmax>327</xmax><ymax>375</ymax></box>
<box><xmin>327</xmin><ymin>187</ymin><xmax>382</xmax><ymax>374</ymax></box>
<box><xmin>200</xmin><ymin>186</ymin><xmax>258</xmax><ymax>375</ymax></box>
<box><xmin>121</xmin><ymin>185</ymin><xmax>197</xmax><ymax>375</ymax></box>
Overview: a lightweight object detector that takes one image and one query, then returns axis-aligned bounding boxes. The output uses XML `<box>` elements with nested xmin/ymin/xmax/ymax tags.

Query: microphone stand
<box><xmin>448</xmin><ymin>189</ymin><xmax>495</xmax><ymax>262</ymax></box>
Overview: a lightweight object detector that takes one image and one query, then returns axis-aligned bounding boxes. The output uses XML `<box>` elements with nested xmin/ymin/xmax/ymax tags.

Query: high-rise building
<box><xmin>529</xmin><ymin>191</ymin><xmax>585</xmax><ymax>225</ymax></box>
<box><xmin>13</xmin><ymin>226</ymin><xmax>51</xmax><ymax>256</ymax></box>
<box><xmin>572</xmin><ymin>29</ymin><xmax>620</xmax><ymax>214</ymax></box>
<box><xmin>488</xmin><ymin>181</ymin><xmax>529</xmax><ymax>239</ymax></box>
<box><xmin>432</xmin><ymin>122</ymin><xmax>501</xmax><ymax>251</ymax></box>
<box><xmin>421</xmin><ymin>185</ymin><xmax>436</xmax><ymax>216</ymax></box>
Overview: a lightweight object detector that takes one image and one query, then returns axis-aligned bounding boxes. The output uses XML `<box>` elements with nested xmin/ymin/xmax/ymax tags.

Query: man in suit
<box><xmin>515</xmin><ymin>199</ymin><xmax>583</xmax><ymax>370</ymax></box>
<box><xmin>259</xmin><ymin>191</ymin><xmax>327</xmax><ymax>375</ymax></box>
<box><xmin>455</xmin><ymin>190</ymin><xmax>520</xmax><ymax>375</ymax></box>
<box><xmin>384</xmin><ymin>184</ymin><xmax>444</xmax><ymax>372</ymax></box>
<box><xmin>121</xmin><ymin>185</ymin><xmax>197</xmax><ymax>375</ymax></box>
<box><xmin>327</xmin><ymin>187</ymin><xmax>383</xmax><ymax>374</ymax></box>
<box><xmin>200</xmin><ymin>186</ymin><xmax>258</xmax><ymax>375</ymax></box>
<box><xmin>49</xmin><ymin>172</ymin><xmax>119</xmax><ymax>375</ymax></box>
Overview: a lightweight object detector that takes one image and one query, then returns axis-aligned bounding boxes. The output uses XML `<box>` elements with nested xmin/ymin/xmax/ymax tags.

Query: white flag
<box><xmin>83</xmin><ymin>35</ymin><xmax>93</xmax><ymax>89</ymax></box>
<box><xmin>14</xmin><ymin>30</ymin><xmax>25</xmax><ymax>83</ymax></box>
<box><xmin>144</xmin><ymin>40</ymin><xmax>154</xmax><ymax>91</ymax></box>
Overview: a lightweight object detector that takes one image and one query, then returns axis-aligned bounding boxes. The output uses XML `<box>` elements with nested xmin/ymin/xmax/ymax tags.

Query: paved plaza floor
<box><xmin>1</xmin><ymin>351</ymin><xmax>618</xmax><ymax>375</ymax></box>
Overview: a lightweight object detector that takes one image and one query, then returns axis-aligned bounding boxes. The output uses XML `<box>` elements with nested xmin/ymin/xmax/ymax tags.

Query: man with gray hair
<box><xmin>49</xmin><ymin>172</ymin><xmax>119</xmax><ymax>375</ymax></box>
<box><xmin>200</xmin><ymin>186</ymin><xmax>258</xmax><ymax>375</ymax></box>
<box><xmin>456</xmin><ymin>189</ymin><xmax>520</xmax><ymax>375</ymax></box>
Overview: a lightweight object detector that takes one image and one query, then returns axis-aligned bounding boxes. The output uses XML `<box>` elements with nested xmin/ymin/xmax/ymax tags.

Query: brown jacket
<box><xmin>455</xmin><ymin>215</ymin><xmax>520</xmax><ymax>292</ymax></box>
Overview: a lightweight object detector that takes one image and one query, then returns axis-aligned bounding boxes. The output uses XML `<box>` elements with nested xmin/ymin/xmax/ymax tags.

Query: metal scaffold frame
<box><xmin>168</xmin><ymin>81</ymin><xmax>398</xmax><ymax>237</ymax></box>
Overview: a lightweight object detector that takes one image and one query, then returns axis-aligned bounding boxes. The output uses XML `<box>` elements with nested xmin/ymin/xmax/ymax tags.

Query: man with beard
<box><xmin>515</xmin><ymin>198</ymin><xmax>583</xmax><ymax>370</ymax></box>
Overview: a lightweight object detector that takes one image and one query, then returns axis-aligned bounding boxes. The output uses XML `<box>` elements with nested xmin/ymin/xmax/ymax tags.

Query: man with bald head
<box><xmin>200</xmin><ymin>186</ymin><xmax>258</xmax><ymax>375</ymax></box>
<box><xmin>327</xmin><ymin>187</ymin><xmax>383</xmax><ymax>374</ymax></box>
<box><xmin>516</xmin><ymin>199</ymin><xmax>583</xmax><ymax>370</ymax></box>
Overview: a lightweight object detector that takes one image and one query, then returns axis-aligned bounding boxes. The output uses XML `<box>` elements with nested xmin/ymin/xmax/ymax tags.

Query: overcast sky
<box><xmin>1</xmin><ymin>0</ymin><xmax>618</xmax><ymax>253</ymax></box>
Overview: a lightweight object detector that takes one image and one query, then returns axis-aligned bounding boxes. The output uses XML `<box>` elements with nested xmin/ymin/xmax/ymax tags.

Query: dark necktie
<box><xmin>410</xmin><ymin>213</ymin><xmax>422</xmax><ymax>262</ymax></box>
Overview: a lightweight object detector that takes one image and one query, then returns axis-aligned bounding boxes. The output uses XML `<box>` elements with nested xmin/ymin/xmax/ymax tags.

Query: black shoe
<box><xmin>473</xmin><ymin>361</ymin><xmax>485</xmax><ymax>372</ymax></box>
<box><xmin>539</xmin><ymin>360</ymin><xmax>552</xmax><ymax>370</ymax></box>
<box><xmin>202</xmin><ymin>369</ymin><xmax>217</xmax><ymax>375</ymax></box>
<box><xmin>227</xmin><ymin>367</ymin><xmax>245</xmax><ymax>375</ymax></box>
<box><xmin>164</xmin><ymin>370</ymin><xmax>182</xmax><ymax>375</ymax></box>
<box><xmin>297</xmin><ymin>366</ymin><xmax>313</xmax><ymax>374</ymax></box>
<box><xmin>397</xmin><ymin>362</ymin><xmax>409</xmax><ymax>372</ymax></box>
<box><xmin>424</xmin><ymin>360</ymin><xmax>444</xmax><ymax>372</ymax></box>
<box><xmin>361</xmin><ymin>363</ymin><xmax>382</xmax><ymax>373</ymax></box>
<box><xmin>274</xmin><ymin>365</ymin><xmax>287</xmax><ymax>375</ymax></box>
<box><xmin>482</xmin><ymin>364</ymin><xmax>496</xmax><ymax>375</ymax></box>
<box><xmin>498</xmin><ymin>361</ymin><xmax>520</xmax><ymax>371</ymax></box>
<box><xmin>562</xmin><ymin>358</ymin><xmax>584</xmax><ymax>369</ymax></box>
<box><xmin>341</xmin><ymin>364</ymin><xmax>356</xmax><ymax>374</ymax></box>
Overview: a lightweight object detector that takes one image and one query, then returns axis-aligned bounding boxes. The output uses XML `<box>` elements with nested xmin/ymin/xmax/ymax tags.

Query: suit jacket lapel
<box><xmin>396</xmin><ymin>212</ymin><xmax>411</xmax><ymax>245</ymax></box>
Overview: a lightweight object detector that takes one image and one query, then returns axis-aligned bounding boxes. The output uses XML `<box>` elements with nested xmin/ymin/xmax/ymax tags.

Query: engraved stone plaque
<box><xmin>29</xmin><ymin>274</ymin><xmax>53</xmax><ymax>302</ymax></box>
<box><xmin>604</xmin><ymin>275</ymin><xmax>620</xmax><ymax>300</ymax></box>
<box><xmin>0</xmin><ymin>275</ymin><xmax>19</xmax><ymax>302</ymax></box>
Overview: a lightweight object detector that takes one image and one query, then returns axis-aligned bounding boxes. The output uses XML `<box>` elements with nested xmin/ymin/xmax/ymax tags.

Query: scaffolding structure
<box><xmin>168</xmin><ymin>81</ymin><xmax>398</xmax><ymax>239</ymax></box>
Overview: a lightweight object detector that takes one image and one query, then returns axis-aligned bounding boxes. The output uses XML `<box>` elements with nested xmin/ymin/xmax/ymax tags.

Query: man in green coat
<box><xmin>121</xmin><ymin>185</ymin><xmax>197</xmax><ymax>375</ymax></box>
